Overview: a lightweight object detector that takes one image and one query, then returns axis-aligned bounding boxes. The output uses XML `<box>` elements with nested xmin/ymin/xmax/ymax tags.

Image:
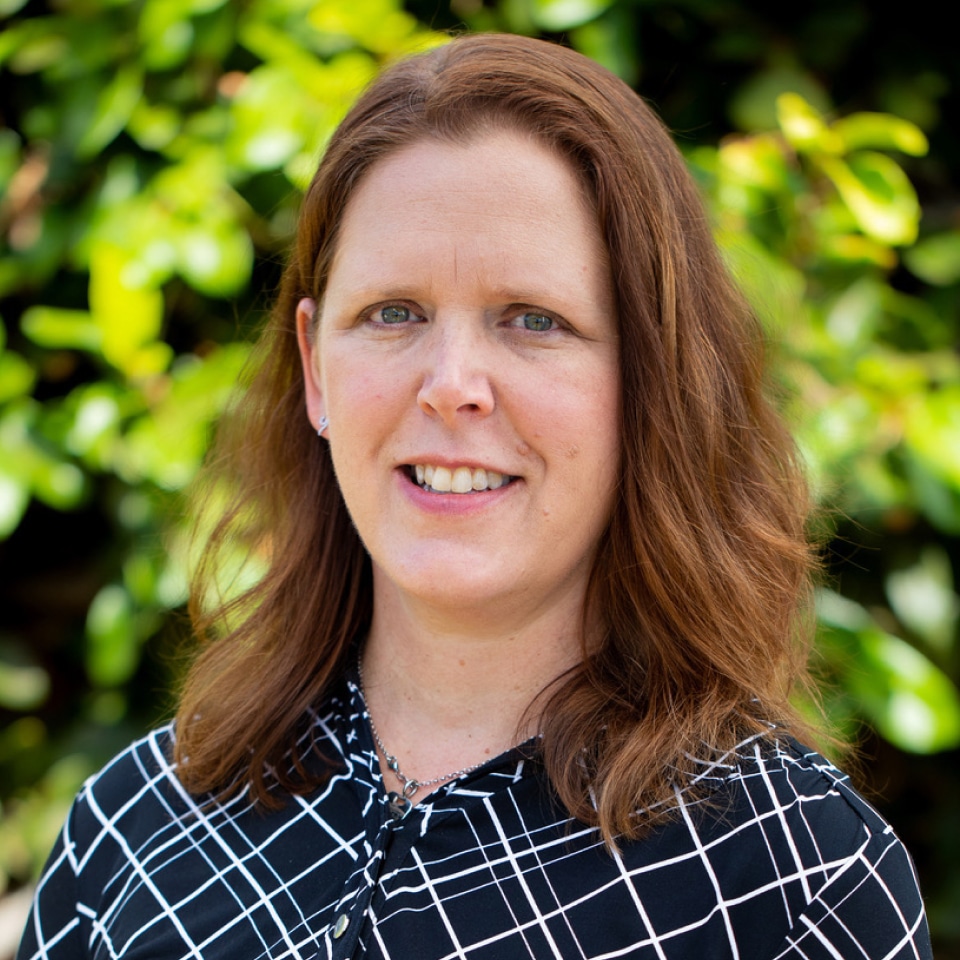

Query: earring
<box><xmin>317</xmin><ymin>415</ymin><xmax>329</xmax><ymax>437</ymax></box>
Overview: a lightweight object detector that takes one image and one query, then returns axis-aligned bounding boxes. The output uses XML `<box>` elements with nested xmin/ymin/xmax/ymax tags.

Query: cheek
<box><xmin>324</xmin><ymin>354</ymin><xmax>395</xmax><ymax>413</ymax></box>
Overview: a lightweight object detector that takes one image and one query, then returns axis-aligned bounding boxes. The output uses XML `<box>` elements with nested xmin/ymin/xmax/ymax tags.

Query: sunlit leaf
<box><xmin>307</xmin><ymin>0</ymin><xmax>421</xmax><ymax>54</ymax></box>
<box><xmin>117</xmin><ymin>344</ymin><xmax>249</xmax><ymax>488</ymax></box>
<box><xmin>176</xmin><ymin>222</ymin><xmax>253</xmax><ymax>297</ymax></box>
<box><xmin>63</xmin><ymin>382</ymin><xmax>126</xmax><ymax>464</ymax></box>
<box><xmin>819</xmin><ymin>234</ymin><xmax>897</xmax><ymax>268</ymax></box>
<box><xmin>31</xmin><ymin>459</ymin><xmax>85</xmax><ymax>509</ymax></box>
<box><xmin>569</xmin><ymin>5</ymin><xmax>638</xmax><ymax>84</ymax></box>
<box><xmin>0</xmin><ymin>471</ymin><xmax>29</xmax><ymax>539</ymax></box>
<box><xmin>717</xmin><ymin>134</ymin><xmax>792</xmax><ymax>193</ymax></box>
<box><xmin>0</xmin><ymin>642</ymin><xmax>50</xmax><ymax>711</ymax></box>
<box><xmin>88</xmin><ymin>244</ymin><xmax>167</xmax><ymax>377</ymax></box>
<box><xmin>904</xmin><ymin>231</ymin><xmax>960</xmax><ymax>286</ymax></box>
<box><xmin>225</xmin><ymin>65</ymin><xmax>307</xmax><ymax>170</ymax></box>
<box><xmin>732</xmin><ymin>79</ymin><xmax>829</xmax><ymax>137</ymax></box>
<box><xmin>0</xmin><ymin>0</ymin><xmax>30</xmax><ymax>18</ymax></box>
<box><xmin>86</xmin><ymin>584</ymin><xmax>139</xmax><ymax>687</ymax></box>
<box><xmin>531</xmin><ymin>0</ymin><xmax>614</xmax><ymax>31</ymax></box>
<box><xmin>820</xmin><ymin>153</ymin><xmax>920</xmax><ymax>246</ymax></box>
<box><xmin>832</xmin><ymin>112</ymin><xmax>928</xmax><ymax>156</ymax></box>
<box><xmin>887</xmin><ymin>548</ymin><xmax>959</xmax><ymax>653</ymax></box>
<box><xmin>817</xmin><ymin>590</ymin><xmax>960</xmax><ymax>752</ymax></box>
<box><xmin>139</xmin><ymin>0</ymin><xmax>195</xmax><ymax>71</ymax></box>
<box><xmin>904</xmin><ymin>387</ymin><xmax>960</xmax><ymax>489</ymax></box>
<box><xmin>76</xmin><ymin>64</ymin><xmax>144</xmax><ymax>159</ymax></box>
<box><xmin>20</xmin><ymin>307</ymin><xmax>102</xmax><ymax>352</ymax></box>
<box><xmin>128</xmin><ymin>101</ymin><xmax>181</xmax><ymax>150</ymax></box>
<box><xmin>0</xmin><ymin>350</ymin><xmax>36</xmax><ymax>404</ymax></box>
<box><xmin>825</xmin><ymin>277</ymin><xmax>882</xmax><ymax>347</ymax></box>
<box><xmin>902</xmin><ymin>455</ymin><xmax>960</xmax><ymax>536</ymax></box>
<box><xmin>3</xmin><ymin>19</ymin><xmax>68</xmax><ymax>74</ymax></box>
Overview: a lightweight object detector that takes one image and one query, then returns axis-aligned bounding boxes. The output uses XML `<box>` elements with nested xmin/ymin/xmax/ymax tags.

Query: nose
<box><xmin>416</xmin><ymin>319</ymin><xmax>495</xmax><ymax>425</ymax></box>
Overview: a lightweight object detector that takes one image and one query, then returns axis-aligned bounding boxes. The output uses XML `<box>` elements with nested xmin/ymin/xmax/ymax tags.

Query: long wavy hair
<box><xmin>175</xmin><ymin>33</ymin><xmax>819</xmax><ymax>841</ymax></box>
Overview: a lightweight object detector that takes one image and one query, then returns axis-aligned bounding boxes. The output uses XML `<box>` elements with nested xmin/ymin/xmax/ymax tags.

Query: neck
<box><xmin>358</xmin><ymin>578</ymin><xmax>589</xmax><ymax>795</ymax></box>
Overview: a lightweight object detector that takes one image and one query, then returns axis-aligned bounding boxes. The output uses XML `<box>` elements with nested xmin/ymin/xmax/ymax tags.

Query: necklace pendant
<box><xmin>386</xmin><ymin>791</ymin><xmax>413</xmax><ymax>820</ymax></box>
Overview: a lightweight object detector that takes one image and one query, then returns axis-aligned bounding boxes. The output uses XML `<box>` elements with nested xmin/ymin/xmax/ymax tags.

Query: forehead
<box><xmin>324</xmin><ymin>129</ymin><xmax>610</xmax><ymax>304</ymax></box>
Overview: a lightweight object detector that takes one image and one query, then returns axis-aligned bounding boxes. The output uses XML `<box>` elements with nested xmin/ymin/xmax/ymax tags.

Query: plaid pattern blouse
<box><xmin>18</xmin><ymin>673</ymin><xmax>932</xmax><ymax>960</ymax></box>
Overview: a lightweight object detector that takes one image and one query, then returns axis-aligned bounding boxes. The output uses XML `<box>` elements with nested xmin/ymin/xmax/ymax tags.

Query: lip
<box><xmin>393</xmin><ymin>465</ymin><xmax>520</xmax><ymax>514</ymax></box>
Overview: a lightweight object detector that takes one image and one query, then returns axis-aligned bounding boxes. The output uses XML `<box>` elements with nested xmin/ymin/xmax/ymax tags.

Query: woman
<box><xmin>19</xmin><ymin>34</ymin><xmax>931</xmax><ymax>960</ymax></box>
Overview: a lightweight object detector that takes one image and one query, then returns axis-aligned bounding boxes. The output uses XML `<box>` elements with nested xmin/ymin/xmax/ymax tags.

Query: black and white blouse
<box><xmin>17</xmin><ymin>673</ymin><xmax>932</xmax><ymax>960</ymax></box>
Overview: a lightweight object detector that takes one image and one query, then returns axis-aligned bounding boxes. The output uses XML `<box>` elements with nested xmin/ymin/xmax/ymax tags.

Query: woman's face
<box><xmin>298</xmin><ymin>129</ymin><xmax>620</xmax><ymax>622</ymax></box>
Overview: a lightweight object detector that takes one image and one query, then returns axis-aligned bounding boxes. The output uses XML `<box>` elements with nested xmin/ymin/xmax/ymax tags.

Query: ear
<box><xmin>296</xmin><ymin>297</ymin><xmax>326</xmax><ymax>434</ymax></box>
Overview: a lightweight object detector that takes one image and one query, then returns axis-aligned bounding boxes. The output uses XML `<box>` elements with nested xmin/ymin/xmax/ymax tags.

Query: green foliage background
<box><xmin>1</xmin><ymin>0</ymin><xmax>958</xmax><ymax>953</ymax></box>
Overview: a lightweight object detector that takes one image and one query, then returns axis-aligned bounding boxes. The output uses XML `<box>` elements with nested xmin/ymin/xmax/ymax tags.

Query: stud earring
<box><xmin>317</xmin><ymin>415</ymin><xmax>329</xmax><ymax>437</ymax></box>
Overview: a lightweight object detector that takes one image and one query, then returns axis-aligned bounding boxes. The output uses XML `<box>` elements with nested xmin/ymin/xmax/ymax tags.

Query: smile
<box><xmin>410</xmin><ymin>464</ymin><xmax>515</xmax><ymax>494</ymax></box>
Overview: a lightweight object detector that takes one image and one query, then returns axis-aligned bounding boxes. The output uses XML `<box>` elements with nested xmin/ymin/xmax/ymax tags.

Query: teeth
<box><xmin>451</xmin><ymin>467</ymin><xmax>473</xmax><ymax>493</ymax></box>
<box><xmin>432</xmin><ymin>466</ymin><xmax>452</xmax><ymax>492</ymax></box>
<box><xmin>412</xmin><ymin>464</ymin><xmax>511</xmax><ymax>494</ymax></box>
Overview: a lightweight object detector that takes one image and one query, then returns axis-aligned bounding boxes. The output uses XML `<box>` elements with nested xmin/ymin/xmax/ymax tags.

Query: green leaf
<box><xmin>904</xmin><ymin>231</ymin><xmax>960</xmax><ymax>286</ymax></box>
<box><xmin>886</xmin><ymin>548</ymin><xmax>959</xmax><ymax>653</ymax></box>
<box><xmin>530</xmin><ymin>0</ymin><xmax>614</xmax><ymax>31</ymax></box>
<box><xmin>824</xmin><ymin>277</ymin><xmax>882</xmax><ymax>347</ymax></box>
<box><xmin>139</xmin><ymin>0</ymin><xmax>195</xmax><ymax>71</ymax></box>
<box><xmin>31</xmin><ymin>458</ymin><xmax>85</xmax><ymax>510</ymax></box>
<box><xmin>776</xmin><ymin>94</ymin><xmax>839</xmax><ymax>151</ymax></box>
<box><xmin>85</xmin><ymin>584</ymin><xmax>139</xmax><ymax>687</ymax></box>
<box><xmin>0</xmin><ymin>351</ymin><xmax>37</xmax><ymax>404</ymax></box>
<box><xmin>2</xmin><ymin>19</ymin><xmax>69</xmax><ymax>74</ymax></box>
<box><xmin>904</xmin><ymin>386</ymin><xmax>960</xmax><ymax>490</ymax></box>
<box><xmin>88</xmin><ymin>244</ymin><xmax>168</xmax><ymax>377</ymax></box>
<box><xmin>176</xmin><ymin>222</ymin><xmax>253</xmax><ymax>297</ymax></box>
<box><xmin>0</xmin><ymin>642</ymin><xmax>50</xmax><ymax>711</ymax></box>
<box><xmin>20</xmin><ymin>307</ymin><xmax>102</xmax><ymax>352</ymax></box>
<box><xmin>832</xmin><ymin>112</ymin><xmax>928</xmax><ymax>156</ymax></box>
<box><xmin>733</xmin><ymin>80</ymin><xmax>829</xmax><ymax>137</ymax></box>
<box><xmin>117</xmin><ymin>344</ymin><xmax>249</xmax><ymax>489</ymax></box>
<box><xmin>306</xmin><ymin>0</ymin><xmax>422</xmax><ymax>55</ymax></box>
<box><xmin>76</xmin><ymin>64</ymin><xmax>144</xmax><ymax>159</ymax></box>
<box><xmin>820</xmin><ymin>153</ymin><xmax>920</xmax><ymax>246</ymax></box>
<box><xmin>0</xmin><ymin>0</ymin><xmax>30</xmax><ymax>17</ymax></box>
<box><xmin>62</xmin><ymin>383</ymin><xmax>126</xmax><ymax>462</ymax></box>
<box><xmin>569</xmin><ymin>5</ymin><xmax>637</xmax><ymax>84</ymax></box>
<box><xmin>0</xmin><ymin>470</ymin><xmax>29</xmax><ymax>539</ymax></box>
<box><xmin>817</xmin><ymin>590</ymin><xmax>960</xmax><ymax>753</ymax></box>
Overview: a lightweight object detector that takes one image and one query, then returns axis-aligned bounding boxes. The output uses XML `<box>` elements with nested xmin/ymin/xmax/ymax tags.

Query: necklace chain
<box><xmin>357</xmin><ymin>659</ymin><xmax>490</xmax><ymax>801</ymax></box>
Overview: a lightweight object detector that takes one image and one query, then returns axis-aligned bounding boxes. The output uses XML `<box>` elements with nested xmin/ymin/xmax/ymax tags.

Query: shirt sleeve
<box><xmin>16</xmin><ymin>798</ymin><xmax>90</xmax><ymax>960</ymax></box>
<box><xmin>769</xmin><ymin>821</ymin><xmax>933</xmax><ymax>960</ymax></box>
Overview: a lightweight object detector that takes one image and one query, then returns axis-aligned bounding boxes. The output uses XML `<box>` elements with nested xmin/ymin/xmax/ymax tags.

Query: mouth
<box><xmin>406</xmin><ymin>464</ymin><xmax>517</xmax><ymax>494</ymax></box>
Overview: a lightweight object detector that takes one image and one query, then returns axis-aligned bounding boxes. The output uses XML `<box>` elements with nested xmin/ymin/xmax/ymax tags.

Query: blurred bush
<box><xmin>0</xmin><ymin>0</ymin><xmax>444</xmax><ymax>911</ymax></box>
<box><xmin>2</xmin><ymin>0</ymin><xmax>959</xmax><ymax>951</ymax></box>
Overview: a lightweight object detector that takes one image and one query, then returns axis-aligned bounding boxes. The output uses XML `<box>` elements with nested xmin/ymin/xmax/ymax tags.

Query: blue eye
<box><xmin>521</xmin><ymin>313</ymin><xmax>553</xmax><ymax>332</ymax></box>
<box><xmin>378</xmin><ymin>305</ymin><xmax>410</xmax><ymax>324</ymax></box>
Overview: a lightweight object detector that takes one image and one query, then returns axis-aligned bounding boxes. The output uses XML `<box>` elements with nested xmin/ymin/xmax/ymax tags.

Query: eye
<box><xmin>518</xmin><ymin>312</ymin><xmax>554</xmax><ymax>332</ymax></box>
<box><xmin>377</xmin><ymin>305</ymin><xmax>411</xmax><ymax>324</ymax></box>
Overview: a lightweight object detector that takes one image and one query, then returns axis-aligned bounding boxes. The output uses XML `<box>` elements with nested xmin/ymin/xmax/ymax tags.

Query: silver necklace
<box><xmin>357</xmin><ymin>659</ymin><xmax>491</xmax><ymax>817</ymax></box>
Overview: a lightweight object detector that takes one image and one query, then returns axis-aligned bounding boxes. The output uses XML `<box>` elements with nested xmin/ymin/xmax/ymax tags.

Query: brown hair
<box><xmin>175</xmin><ymin>33</ymin><xmax>819</xmax><ymax>840</ymax></box>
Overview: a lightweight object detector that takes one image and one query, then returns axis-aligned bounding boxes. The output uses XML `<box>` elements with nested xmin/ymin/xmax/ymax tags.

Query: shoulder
<box><xmin>66</xmin><ymin>685</ymin><xmax>356</xmax><ymax>845</ymax></box>
<box><xmin>694</xmin><ymin>734</ymin><xmax>910</xmax><ymax>868</ymax></box>
<box><xmin>697</xmin><ymin>735</ymin><xmax>932</xmax><ymax>959</ymax></box>
<box><xmin>723</xmin><ymin>735</ymin><xmax>886</xmax><ymax>831</ymax></box>
<box><xmin>64</xmin><ymin>725</ymin><xmax>192</xmax><ymax>865</ymax></box>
